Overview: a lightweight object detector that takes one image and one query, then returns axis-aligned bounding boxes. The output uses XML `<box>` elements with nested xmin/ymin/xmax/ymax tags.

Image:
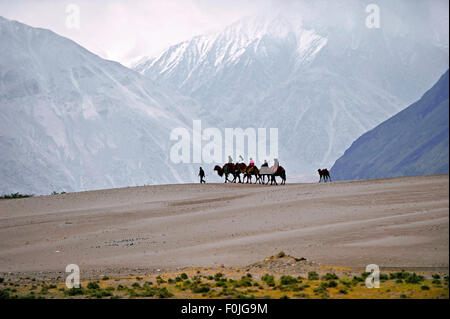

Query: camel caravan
<box><xmin>211</xmin><ymin>156</ymin><xmax>332</xmax><ymax>185</ymax></box>
<box><xmin>214</xmin><ymin>156</ymin><xmax>286</xmax><ymax>185</ymax></box>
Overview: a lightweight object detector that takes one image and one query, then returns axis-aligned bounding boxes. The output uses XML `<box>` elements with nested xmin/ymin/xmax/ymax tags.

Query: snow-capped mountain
<box><xmin>331</xmin><ymin>70</ymin><xmax>449</xmax><ymax>180</ymax></box>
<box><xmin>135</xmin><ymin>9</ymin><xmax>449</xmax><ymax>175</ymax></box>
<box><xmin>0</xmin><ymin>16</ymin><xmax>202</xmax><ymax>195</ymax></box>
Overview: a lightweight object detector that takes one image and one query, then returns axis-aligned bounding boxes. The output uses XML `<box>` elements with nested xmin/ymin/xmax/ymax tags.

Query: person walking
<box><xmin>198</xmin><ymin>167</ymin><xmax>206</xmax><ymax>184</ymax></box>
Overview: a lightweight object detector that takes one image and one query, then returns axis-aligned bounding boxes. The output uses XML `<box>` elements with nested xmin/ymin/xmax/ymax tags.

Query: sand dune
<box><xmin>0</xmin><ymin>175</ymin><xmax>448</xmax><ymax>274</ymax></box>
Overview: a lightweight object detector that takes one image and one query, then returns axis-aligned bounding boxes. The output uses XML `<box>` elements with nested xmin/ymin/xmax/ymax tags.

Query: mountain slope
<box><xmin>330</xmin><ymin>70</ymin><xmax>449</xmax><ymax>181</ymax></box>
<box><xmin>0</xmin><ymin>16</ymin><xmax>201</xmax><ymax>195</ymax></box>
<box><xmin>135</xmin><ymin>10</ymin><xmax>448</xmax><ymax>174</ymax></box>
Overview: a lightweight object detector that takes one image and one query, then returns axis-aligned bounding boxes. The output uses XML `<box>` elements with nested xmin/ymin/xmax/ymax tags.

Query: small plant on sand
<box><xmin>276</xmin><ymin>251</ymin><xmax>286</xmax><ymax>258</ymax></box>
<box><xmin>421</xmin><ymin>285</ymin><xmax>430</xmax><ymax>291</ymax></box>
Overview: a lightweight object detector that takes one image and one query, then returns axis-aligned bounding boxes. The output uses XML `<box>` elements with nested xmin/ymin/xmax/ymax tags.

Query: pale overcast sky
<box><xmin>0</xmin><ymin>0</ymin><xmax>271</xmax><ymax>65</ymax></box>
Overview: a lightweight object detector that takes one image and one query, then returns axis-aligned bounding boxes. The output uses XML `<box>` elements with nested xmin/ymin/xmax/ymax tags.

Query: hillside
<box><xmin>331</xmin><ymin>70</ymin><xmax>449</xmax><ymax>181</ymax></box>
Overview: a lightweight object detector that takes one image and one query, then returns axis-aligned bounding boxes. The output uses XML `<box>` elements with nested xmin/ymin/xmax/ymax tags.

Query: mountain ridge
<box><xmin>330</xmin><ymin>70</ymin><xmax>449</xmax><ymax>180</ymax></box>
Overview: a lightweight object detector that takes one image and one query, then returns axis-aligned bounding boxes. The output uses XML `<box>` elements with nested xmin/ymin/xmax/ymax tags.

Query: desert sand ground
<box><xmin>0</xmin><ymin>175</ymin><xmax>448</xmax><ymax>278</ymax></box>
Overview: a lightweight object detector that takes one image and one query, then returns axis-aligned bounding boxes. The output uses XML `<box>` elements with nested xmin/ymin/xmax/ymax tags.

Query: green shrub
<box><xmin>313</xmin><ymin>283</ymin><xmax>328</xmax><ymax>295</ymax></box>
<box><xmin>191</xmin><ymin>285</ymin><xmax>210</xmax><ymax>293</ymax></box>
<box><xmin>87</xmin><ymin>282</ymin><xmax>100</xmax><ymax>290</ymax></box>
<box><xmin>327</xmin><ymin>280</ymin><xmax>338</xmax><ymax>288</ymax></box>
<box><xmin>213</xmin><ymin>273</ymin><xmax>224</xmax><ymax>281</ymax></box>
<box><xmin>0</xmin><ymin>193</ymin><xmax>33</xmax><ymax>199</ymax></box>
<box><xmin>0</xmin><ymin>289</ymin><xmax>10</xmax><ymax>299</ymax></box>
<box><xmin>102</xmin><ymin>276</ymin><xmax>109</xmax><ymax>280</ymax></box>
<box><xmin>308</xmin><ymin>272</ymin><xmax>319</xmax><ymax>280</ymax></box>
<box><xmin>180</xmin><ymin>273</ymin><xmax>188</xmax><ymax>280</ymax></box>
<box><xmin>215</xmin><ymin>281</ymin><xmax>227</xmax><ymax>288</ymax></box>
<box><xmin>360</xmin><ymin>272</ymin><xmax>371</xmax><ymax>279</ymax></box>
<box><xmin>322</xmin><ymin>273</ymin><xmax>338</xmax><ymax>281</ymax></box>
<box><xmin>405</xmin><ymin>273</ymin><xmax>424</xmax><ymax>284</ymax></box>
<box><xmin>389</xmin><ymin>271</ymin><xmax>409</xmax><ymax>280</ymax></box>
<box><xmin>132</xmin><ymin>282</ymin><xmax>141</xmax><ymax>288</ymax></box>
<box><xmin>64</xmin><ymin>287</ymin><xmax>84</xmax><ymax>296</ymax></box>
<box><xmin>261</xmin><ymin>274</ymin><xmax>275</xmax><ymax>287</ymax></box>
<box><xmin>379</xmin><ymin>273</ymin><xmax>389</xmax><ymax>281</ymax></box>
<box><xmin>352</xmin><ymin>276</ymin><xmax>364</xmax><ymax>283</ymax></box>
<box><xmin>339</xmin><ymin>289</ymin><xmax>348</xmax><ymax>294</ymax></box>
<box><xmin>94</xmin><ymin>290</ymin><xmax>112</xmax><ymax>298</ymax></box>
<box><xmin>421</xmin><ymin>285</ymin><xmax>430</xmax><ymax>291</ymax></box>
<box><xmin>280</xmin><ymin>275</ymin><xmax>297</xmax><ymax>285</ymax></box>
<box><xmin>0</xmin><ymin>278</ymin><xmax>4</xmax><ymax>283</ymax></box>
<box><xmin>238</xmin><ymin>276</ymin><xmax>252</xmax><ymax>287</ymax></box>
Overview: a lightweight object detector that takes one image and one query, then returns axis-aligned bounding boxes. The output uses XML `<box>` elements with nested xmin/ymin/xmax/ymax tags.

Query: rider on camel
<box><xmin>272</xmin><ymin>158</ymin><xmax>280</xmax><ymax>172</ymax></box>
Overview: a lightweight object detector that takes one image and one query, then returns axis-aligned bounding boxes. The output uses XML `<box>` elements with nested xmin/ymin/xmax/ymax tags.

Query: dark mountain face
<box><xmin>331</xmin><ymin>70</ymin><xmax>449</xmax><ymax>181</ymax></box>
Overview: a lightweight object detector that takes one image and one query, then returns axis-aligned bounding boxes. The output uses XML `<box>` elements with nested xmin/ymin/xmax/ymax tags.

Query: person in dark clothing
<box><xmin>198</xmin><ymin>167</ymin><xmax>206</xmax><ymax>184</ymax></box>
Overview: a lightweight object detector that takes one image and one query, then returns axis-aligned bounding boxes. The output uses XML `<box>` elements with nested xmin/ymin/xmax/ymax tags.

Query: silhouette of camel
<box><xmin>214</xmin><ymin>163</ymin><xmax>236</xmax><ymax>183</ymax></box>
<box><xmin>318</xmin><ymin>168</ymin><xmax>331</xmax><ymax>183</ymax></box>
<box><xmin>269</xmin><ymin>166</ymin><xmax>286</xmax><ymax>185</ymax></box>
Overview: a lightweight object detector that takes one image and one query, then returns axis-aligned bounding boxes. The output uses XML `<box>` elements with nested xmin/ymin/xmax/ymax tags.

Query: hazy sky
<box><xmin>0</xmin><ymin>0</ymin><xmax>271</xmax><ymax>65</ymax></box>
<box><xmin>1</xmin><ymin>0</ymin><xmax>448</xmax><ymax>66</ymax></box>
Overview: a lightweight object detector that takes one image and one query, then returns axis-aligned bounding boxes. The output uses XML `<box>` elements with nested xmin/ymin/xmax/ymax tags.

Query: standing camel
<box><xmin>214</xmin><ymin>163</ymin><xmax>236</xmax><ymax>183</ymax></box>
<box><xmin>269</xmin><ymin>166</ymin><xmax>286</xmax><ymax>185</ymax></box>
<box><xmin>245</xmin><ymin>166</ymin><xmax>261</xmax><ymax>184</ymax></box>
<box><xmin>318</xmin><ymin>169</ymin><xmax>332</xmax><ymax>183</ymax></box>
